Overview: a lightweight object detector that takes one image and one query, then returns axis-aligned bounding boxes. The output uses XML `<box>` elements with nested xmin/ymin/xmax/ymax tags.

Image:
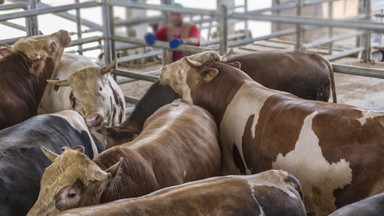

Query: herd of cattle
<box><xmin>0</xmin><ymin>29</ymin><xmax>382</xmax><ymax>216</ymax></box>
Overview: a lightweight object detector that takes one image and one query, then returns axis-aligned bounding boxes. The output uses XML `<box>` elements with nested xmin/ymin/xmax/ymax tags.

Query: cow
<box><xmin>38</xmin><ymin>53</ymin><xmax>126</xmax><ymax>148</ymax></box>
<box><xmin>159</xmin><ymin>51</ymin><xmax>384</xmax><ymax>215</ymax></box>
<box><xmin>57</xmin><ymin>169</ymin><xmax>306</xmax><ymax>216</ymax></box>
<box><xmin>0</xmin><ymin>30</ymin><xmax>71</xmax><ymax>129</ymax></box>
<box><xmin>329</xmin><ymin>193</ymin><xmax>384</xmax><ymax>216</ymax></box>
<box><xmin>28</xmin><ymin>99</ymin><xmax>221</xmax><ymax>215</ymax></box>
<box><xmin>101</xmin><ymin>50</ymin><xmax>336</xmax><ymax>146</ymax></box>
<box><xmin>0</xmin><ymin>110</ymin><xmax>102</xmax><ymax>216</ymax></box>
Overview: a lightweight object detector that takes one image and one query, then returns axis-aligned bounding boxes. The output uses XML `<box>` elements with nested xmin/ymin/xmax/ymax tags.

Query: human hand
<box><xmin>169</xmin><ymin>38</ymin><xmax>184</xmax><ymax>49</ymax></box>
<box><xmin>144</xmin><ymin>33</ymin><xmax>156</xmax><ymax>45</ymax></box>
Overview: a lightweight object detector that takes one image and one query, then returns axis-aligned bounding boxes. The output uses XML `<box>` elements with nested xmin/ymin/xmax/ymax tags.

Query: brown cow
<box><xmin>57</xmin><ymin>170</ymin><xmax>306</xmax><ymax>216</ymax></box>
<box><xmin>0</xmin><ymin>30</ymin><xmax>71</xmax><ymax>129</ymax></box>
<box><xmin>102</xmin><ymin>50</ymin><xmax>335</xmax><ymax>146</ymax></box>
<box><xmin>28</xmin><ymin>99</ymin><xmax>221</xmax><ymax>215</ymax></box>
<box><xmin>159</xmin><ymin>51</ymin><xmax>384</xmax><ymax>215</ymax></box>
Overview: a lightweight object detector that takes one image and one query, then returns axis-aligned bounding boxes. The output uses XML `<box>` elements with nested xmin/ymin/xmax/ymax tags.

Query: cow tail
<box><xmin>325</xmin><ymin>59</ymin><xmax>337</xmax><ymax>103</ymax></box>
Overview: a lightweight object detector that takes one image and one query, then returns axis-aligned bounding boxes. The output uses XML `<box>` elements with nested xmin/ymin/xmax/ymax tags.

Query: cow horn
<box><xmin>105</xmin><ymin>157</ymin><xmax>123</xmax><ymax>178</ymax></box>
<box><xmin>185</xmin><ymin>57</ymin><xmax>202</xmax><ymax>68</ymax></box>
<box><xmin>101</xmin><ymin>59</ymin><xmax>117</xmax><ymax>75</ymax></box>
<box><xmin>41</xmin><ymin>146</ymin><xmax>59</xmax><ymax>162</ymax></box>
<box><xmin>47</xmin><ymin>79</ymin><xmax>70</xmax><ymax>86</ymax></box>
<box><xmin>221</xmin><ymin>48</ymin><xmax>234</xmax><ymax>62</ymax></box>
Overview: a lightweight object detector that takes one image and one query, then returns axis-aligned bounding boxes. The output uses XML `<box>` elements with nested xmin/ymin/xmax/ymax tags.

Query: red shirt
<box><xmin>155</xmin><ymin>24</ymin><xmax>200</xmax><ymax>62</ymax></box>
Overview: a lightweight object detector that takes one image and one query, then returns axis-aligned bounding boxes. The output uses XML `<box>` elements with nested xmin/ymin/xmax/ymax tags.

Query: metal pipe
<box><xmin>332</xmin><ymin>63</ymin><xmax>384</xmax><ymax>79</ymax></box>
<box><xmin>0</xmin><ymin>1</ymin><xmax>99</xmax><ymax>21</ymax></box>
<box><xmin>101</xmin><ymin>0</ymin><xmax>112</xmax><ymax>63</ymax></box>
<box><xmin>114</xmin><ymin>68</ymin><xmax>158</xmax><ymax>82</ymax></box>
<box><xmin>0</xmin><ymin>2</ymin><xmax>29</xmax><ymax>11</ymax></box>
<box><xmin>219</xmin><ymin>4</ymin><xmax>228</xmax><ymax>55</ymax></box>
<box><xmin>37</xmin><ymin>3</ymin><xmax>103</xmax><ymax>32</ymax></box>
<box><xmin>69</xmin><ymin>36</ymin><xmax>102</xmax><ymax>47</ymax></box>
<box><xmin>230</xmin><ymin>13</ymin><xmax>384</xmax><ymax>32</ymax></box>
<box><xmin>325</xmin><ymin>47</ymin><xmax>365</xmax><ymax>61</ymax></box>
<box><xmin>112</xmin><ymin>35</ymin><xmax>212</xmax><ymax>53</ymax></box>
<box><xmin>109</xmin><ymin>1</ymin><xmax>217</xmax><ymax>16</ymax></box>
<box><xmin>285</xmin><ymin>31</ymin><xmax>365</xmax><ymax>51</ymax></box>
<box><xmin>328</xmin><ymin>0</ymin><xmax>333</xmax><ymax>54</ymax></box>
<box><xmin>295</xmin><ymin>0</ymin><xmax>303</xmax><ymax>51</ymax></box>
<box><xmin>75</xmin><ymin>0</ymin><xmax>83</xmax><ymax>55</ymax></box>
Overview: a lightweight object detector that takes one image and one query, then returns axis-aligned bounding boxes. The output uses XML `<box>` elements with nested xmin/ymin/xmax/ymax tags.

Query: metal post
<box><xmin>328</xmin><ymin>0</ymin><xmax>333</xmax><ymax>55</ymax></box>
<box><xmin>101</xmin><ymin>0</ymin><xmax>112</xmax><ymax>63</ymax></box>
<box><xmin>75</xmin><ymin>0</ymin><xmax>83</xmax><ymax>55</ymax></box>
<box><xmin>29</xmin><ymin>0</ymin><xmax>39</xmax><ymax>36</ymax></box>
<box><xmin>362</xmin><ymin>0</ymin><xmax>373</xmax><ymax>63</ymax></box>
<box><xmin>295</xmin><ymin>0</ymin><xmax>302</xmax><ymax>51</ymax></box>
<box><xmin>219</xmin><ymin>4</ymin><xmax>228</xmax><ymax>55</ymax></box>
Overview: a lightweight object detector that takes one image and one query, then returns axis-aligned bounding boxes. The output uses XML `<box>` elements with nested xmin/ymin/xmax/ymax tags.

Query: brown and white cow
<box><xmin>102</xmin><ymin>50</ymin><xmax>335</xmax><ymax>146</ymax></box>
<box><xmin>0</xmin><ymin>30</ymin><xmax>70</xmax><ymax>129</ymax></box>
<box><xmin>28</xmin><ymin>99</ymin><xmax>221</xmax><ymax>215</ymax></box>
<box><xmin>38</xmin><ymin>53</ymin><xmax>126</xmax><ymax>148</ymax></box>
<box><xmin>159</xmin><ymin>51</ymin><xmax>384</xmax><ymax>215</ymax></box>
<box><xmin>57</xmin><ymin>169</ymin><xmax>306</xmax><ymax>216</ymax></box>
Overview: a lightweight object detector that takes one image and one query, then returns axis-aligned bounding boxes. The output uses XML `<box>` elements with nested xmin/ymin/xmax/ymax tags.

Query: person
<box><xmin>144</xmin><ymin>3</ymin><xmax>200</xmax><ymax>62</ymax></box>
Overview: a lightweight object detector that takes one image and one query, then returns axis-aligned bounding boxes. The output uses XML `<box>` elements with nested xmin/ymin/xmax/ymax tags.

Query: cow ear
<box><xmin>226</xmin><ymin>61</ymin><xmax>241</xmax><ymax>70</ymax></box>
<box><xmin>49</xmin><ymin>41</ymin><xmax>57</xmax><ymax>55</ymax></box>
<box><xmin>100</xmin><ymin>59</ymin><xmax>116</xmax><ymax>75</ymax></box>
<box><xmin>0</xmin><ymin>47</ymin><xmax>13</xmax><ymax>58</ymax></box>
<box><xmin>72</xmin><ymin>146</ymin><xmax>85</xmax><ymax>154</ymax></box>
<box><xmin>47</xmin><ymin>79</ymin><xmax>70</xmax><ymax>86</ymax></box>
<box><xmin>105</xmin><ymin>157</ymin><xmax>123</xmax><ymax>178</ymax></box>
<box><xmin>41</xmin><ymin>146</ymin><xmax>59</xmax><ymax>162</ymax></box>
<box><xmin>202</xmin><ymin>68</ymin><xmax>219</xmax><ymax>82</ymax></box>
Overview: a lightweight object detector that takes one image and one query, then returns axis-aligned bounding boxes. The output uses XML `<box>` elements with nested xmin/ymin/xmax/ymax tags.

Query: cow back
<box><xmin>227</xmin><ymin>51</ymin><xmax>334</xmax><ymax>102</ymax></box>
<box><xmin>0</xmin><ymin>111</ymin><xmax>102</xmax><ymax>216</ymax></box>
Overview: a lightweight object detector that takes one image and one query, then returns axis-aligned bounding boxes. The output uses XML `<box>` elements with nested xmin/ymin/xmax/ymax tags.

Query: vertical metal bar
<box><xmin>295</xmin><ymin>0</ymin><xmax>302</xmax><ymax>51</ymax></box>
<box><xmin>219</xmin><ymin>4</ymin><xmax>228</xmax><ymax>55</ymax></box>
<box><xmin>328</xmin><ymin>0</ymin><xmax>333</xmax><ymax>55</ymax></box>
<box><xmin>361</xmin><ymin>0</ymin><xmax>373</xmax><ymax>63</ymax></box>
<box><xmin>102</xmin><ymin>0</ymin><xmax>112</xmax><ymax>63</ymax></box>
<box><xmin>29</xmin><ymin>0</ymin><xmax>39</xmax><ymax>36</ymax></box>
<box><xmin>75</xmin><ymin>0</ymin><xmax>83</xmax><ymax>55</ymax></box>
<box><xmin>244</xmin><ymin>0</ymin><xmax>248</xmax><ymax>37</ymax></box>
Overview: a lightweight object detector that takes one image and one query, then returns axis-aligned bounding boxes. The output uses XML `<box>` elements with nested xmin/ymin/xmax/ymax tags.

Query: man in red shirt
<box><xmin>144</xmin><ymin>3</ymin><xmax>200</xmax><ymax>62</ymax></box>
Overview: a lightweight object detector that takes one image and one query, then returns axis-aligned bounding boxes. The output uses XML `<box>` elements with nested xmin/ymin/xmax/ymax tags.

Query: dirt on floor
<box><xmin>118</xmin><ymin>57</ymin><xmax>384</xmax><ymax>111</ymax></box>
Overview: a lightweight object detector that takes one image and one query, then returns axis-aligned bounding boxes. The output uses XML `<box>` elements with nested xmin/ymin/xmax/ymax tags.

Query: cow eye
<box><xmin>67</xmin><ymin>192</ymin><xmax>77</xmax><ymax>199</ymax></box>
<box><xmin>99</xmin><ymin>87</ymin><xmax>103</xmax><ymax>91</ymax></box>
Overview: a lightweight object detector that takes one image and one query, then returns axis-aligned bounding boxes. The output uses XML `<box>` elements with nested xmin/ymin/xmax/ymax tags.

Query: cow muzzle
<box><xmin>85</xmin><ymin>114</ymin><xmax>104</xmax><ymax>127</ymax></box>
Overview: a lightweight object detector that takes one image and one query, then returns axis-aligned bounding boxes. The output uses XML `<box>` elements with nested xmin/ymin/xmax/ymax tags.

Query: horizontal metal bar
<box><xmin>325</xmin><ymin>47</ymin><xmax>365</xmax><ymax>61</ymax></box>
<box><xmin>230</xmin><ymin>13</ymin><xmax>384</xmax><ymax>32</ymax></box>
<box><xmin>38</xmin><ymin>3</ymin><xmax>103</xmax><ymax>32</ymax></box>
<box><xmin>332</xmin><ymin>63</ymin><xmax>384</xmax><ymax>79</ymax></box>
<box><xmin>1</xmin><ymin>21</ymin><xmax>27</xmax><ymax>32</ymax></box>
<box><xmin>125</xmin><ymin>96</ymin><xmax>140</xmax><ymax>104</ymax></box>
<box><xmin>112</xmin><ymin>35</ymin><xmax>213</xmax><ymax>53</ymax></box>
<box><xmin>109</xmin><ymin>0</ymin><xmax>217</xmax><ymax>16</ymax></box>
<box><xmin>69</xmin><ymin>36</ymin><xmax>103</xmax><ymax>47</ymax></box>
<box><xmin>117</xmin><ymin>49</ymin><xmax>161</xmax><ymax>62</ymax></box>
<box><xmin>0</xmin><ymin>2</ymin><xmax>29</xmax><ymax>11</ymax></box>
<box><xmin>114</xmin><ymin>68</ymin><xmax>158</xmax><ymax>82</ymax></box>
<box><xmin>0</xmin><ymin>1</ymin><xmax>99</xmax><ymax>21</ymax></box>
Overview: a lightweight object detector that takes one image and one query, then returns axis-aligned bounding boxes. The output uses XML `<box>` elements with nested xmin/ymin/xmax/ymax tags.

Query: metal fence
<box><xmin>1</xmin><ymin>0</ymin><xmax>384</xmax><ymax>98</ymax></box>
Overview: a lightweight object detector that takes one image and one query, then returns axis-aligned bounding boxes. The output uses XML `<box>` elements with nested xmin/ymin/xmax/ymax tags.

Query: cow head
<box><xmin>46</xmin><ymin>60</ymin><xmax>117</xmax><ymax>127</ymax></box>
<box><xmin>160</xmin><ymin>51</ymin><xmax>243</xmax><ymax>104</ymax></box>
<box><xmin>12</xmin><ymin>29</ymin><xmax>71</xmax><ymax>65</ymax></box>
<box><xmin>159</xmin><ymin>51</ymin><xmax>222</xmax><ymax>103</ymax></box>
<box><xmin>27</xmin><ymin>146</ymin><xmax>121</xmax><ymax>216</ymax></box>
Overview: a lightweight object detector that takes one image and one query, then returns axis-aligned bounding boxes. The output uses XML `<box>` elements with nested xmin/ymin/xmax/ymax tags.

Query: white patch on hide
<box><xmin>272</xmin><ymin>111</ymin><xmax>352</xmax><ymax>214</ymax></box>
<box><xmin>357</xmin><ymin>109</ymin><xmax>384</xmax><ymax>125</ymax></box>
<box><xmin>220</xmin><ymin>80</ymin><xmax>277</xmax><ymax>174</ymax></box>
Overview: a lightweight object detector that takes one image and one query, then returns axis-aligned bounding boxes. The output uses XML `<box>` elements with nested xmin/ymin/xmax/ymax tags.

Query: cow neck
<box><xmin>0</xmin><ymin>52</ymin><xmax>40</xmax><ymax>109</ymax></box>
<box><xmin>96</xmin><ymin>146</ymin><xmax>159</xmax><ymax>203</ymax></box>
<box><xmin>191</xmin><ymin>61</ymin><xmax>250</xmax><ymax>125</ymax></box>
